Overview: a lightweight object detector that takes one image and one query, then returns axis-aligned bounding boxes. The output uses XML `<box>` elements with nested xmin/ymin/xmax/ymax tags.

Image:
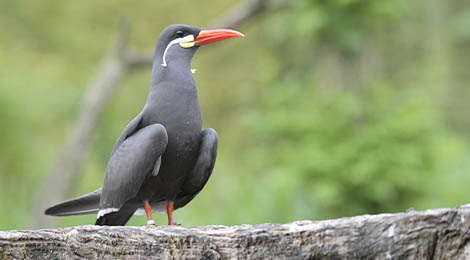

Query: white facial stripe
<box><xmin>161</xmin><ymin>34</ymin><xmax>195</xmax><ymax>68</ymax></box>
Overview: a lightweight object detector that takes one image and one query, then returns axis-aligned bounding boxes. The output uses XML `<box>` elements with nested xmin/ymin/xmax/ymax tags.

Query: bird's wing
<box><xmin>175</xmin><ymin>128</ymin><xmax>218</xmax><ymax>209</ymax></box>
<box><xmin>99</xmin><ymin>123</ymin><xmax>168</xmax><ymax>217</ymax></box>
<box><xmin>109</xmin><ymin>112</ymin><xmax>144</xmax><ymax>158</ymax></box>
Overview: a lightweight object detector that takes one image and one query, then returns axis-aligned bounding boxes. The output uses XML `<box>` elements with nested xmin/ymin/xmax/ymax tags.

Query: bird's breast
<box><xmin>141</xmin><ymin>84</ymin><xmax>202</xmax><ymax>176</ymax></box>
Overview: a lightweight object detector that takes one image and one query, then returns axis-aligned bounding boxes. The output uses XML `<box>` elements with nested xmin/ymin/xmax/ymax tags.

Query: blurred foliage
<box><xmin>0</xmin><ymin>0</ymin><xmax>469</xmax><ymax>229</ymax></box>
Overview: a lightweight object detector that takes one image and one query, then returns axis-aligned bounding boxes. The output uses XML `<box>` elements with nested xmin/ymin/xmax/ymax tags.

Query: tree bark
<box><xmin>7</xmin><ymin>205</ymin><xmax>470</xmax><ymax>259</ymax></box>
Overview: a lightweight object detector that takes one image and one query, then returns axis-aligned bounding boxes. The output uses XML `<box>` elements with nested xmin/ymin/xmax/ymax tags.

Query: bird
<box><xmin>44</xmin><ymin>24</ymin><xmax>244</xmax><ymax>226</ymax></box>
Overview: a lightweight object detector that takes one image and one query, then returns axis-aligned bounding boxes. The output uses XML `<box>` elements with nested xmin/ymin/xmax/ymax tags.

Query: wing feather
<box><xmin>174</xmin><ymin>128</ymin><xmax>218</xmax><ymax>209</ymax></box>
<box><xmin>100</xmin><ymin>123</ymin><xmax>168</xmax><ymax>210</ymax></box>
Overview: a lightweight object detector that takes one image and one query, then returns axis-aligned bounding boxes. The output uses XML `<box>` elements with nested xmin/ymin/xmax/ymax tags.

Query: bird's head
<box><xmin>155</xmin><ymin>24</ymin><xmax>244</xmax><ymax>69</ymax></box>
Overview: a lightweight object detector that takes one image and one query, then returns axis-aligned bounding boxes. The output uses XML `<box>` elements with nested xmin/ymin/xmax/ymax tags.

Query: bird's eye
<box><xmin>176</xmin><ymin>31</ymin><xmax>184</xmax><ymax>38</ymax></box>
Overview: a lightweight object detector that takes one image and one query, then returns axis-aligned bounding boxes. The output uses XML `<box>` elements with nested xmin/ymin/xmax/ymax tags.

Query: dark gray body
<box><xmin>45</xmin><ymin>24</ymin><xmax>218</xmax><ymax>226</ymax></box>
<box><xmin>141</xmin><ymin>65</ymin><xmax>203</xmax><ymax>201</ymax></box>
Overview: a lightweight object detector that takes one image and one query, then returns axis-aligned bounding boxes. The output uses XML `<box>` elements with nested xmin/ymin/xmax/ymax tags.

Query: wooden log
<box><xmin>3</xmin><ymin>205</ymin><xmax>470</xmax><ymax>259</ymax></box>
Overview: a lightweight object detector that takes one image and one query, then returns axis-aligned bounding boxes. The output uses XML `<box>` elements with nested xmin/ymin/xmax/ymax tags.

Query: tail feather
<box><xmin>45</xmin><ymin>188</ymin><xmax>101</xmax><ymax>216</ymax></box>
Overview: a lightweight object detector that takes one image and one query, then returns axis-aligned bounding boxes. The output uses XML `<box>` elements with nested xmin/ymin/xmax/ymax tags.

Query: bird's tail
<box><xmin>44</xmin><ymin>188</ymin><xmax>101</xmax><ymax>216</ymax></box>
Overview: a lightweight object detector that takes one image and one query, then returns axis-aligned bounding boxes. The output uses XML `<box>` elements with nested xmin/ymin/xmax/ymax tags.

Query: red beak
<box><xmin>195</xmin><ymin>29</ymin><xmax>244</xmax><ymax>46</ymax></box>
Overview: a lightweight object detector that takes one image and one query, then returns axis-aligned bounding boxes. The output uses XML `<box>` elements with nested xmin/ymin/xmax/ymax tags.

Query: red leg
<box><xmin>166</xmin><ymin>201</ymin><xmax>174</xmax><ymax>226</ymax></box>
<box><xmin>144</xmin><ymin>200</ymin><xmax>155</xmax><ymax>226</ymax></box>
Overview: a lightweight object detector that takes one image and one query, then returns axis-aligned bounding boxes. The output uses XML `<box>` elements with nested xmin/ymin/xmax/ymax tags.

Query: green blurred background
<box><xmin>0</xmin><ymin>0</ymin><xmax>469</xmax><ymax>230</ymax></box>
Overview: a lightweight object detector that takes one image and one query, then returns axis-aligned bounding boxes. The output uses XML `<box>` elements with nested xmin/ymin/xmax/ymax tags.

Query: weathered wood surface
<box><xmin>3</xmin><ymin>205</ymin><xmax>470</xmax><ymax>259</ymax></box>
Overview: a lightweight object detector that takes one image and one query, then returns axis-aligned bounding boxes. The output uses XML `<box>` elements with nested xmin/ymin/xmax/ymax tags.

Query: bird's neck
<box><xmin>150</xmin><ymin>46</ymin><xmax>195</xmax><ymax>81</ymax></box>
<box><xmin>146</xmin><ymin>57</ymin><xmax>197</xmax><ymax>105</ymax></box>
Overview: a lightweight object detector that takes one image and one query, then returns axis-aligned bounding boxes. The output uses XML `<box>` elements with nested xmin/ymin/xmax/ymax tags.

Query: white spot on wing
<box><xmin>152</xmin><ymin>156</ymin><xmax>161</xmax><ymax>176</ymax></box>
<box><xmin>97</xmin><ymin>208</ymin><xmax>119</xmax><ymax>219</ymax></box>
